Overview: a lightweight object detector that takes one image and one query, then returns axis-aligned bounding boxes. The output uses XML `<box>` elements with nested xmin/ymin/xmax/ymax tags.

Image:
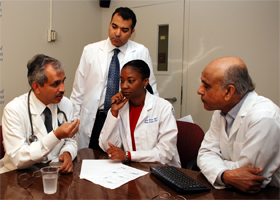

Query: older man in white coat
<box><xmin>70</xmin><ymin>7</ymin><xmax>158</xmax><ymax>150</ymax></box>
<box><xmin>197</xmin><ymin>57</ymin><xmax>280</xmax><ymax>193</ymax></box>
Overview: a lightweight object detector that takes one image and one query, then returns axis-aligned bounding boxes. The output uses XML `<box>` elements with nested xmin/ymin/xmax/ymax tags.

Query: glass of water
<box><xmin>40</xmin><ymin>166</ymin><xmax>59</xmax><ymax>194</ymax></box>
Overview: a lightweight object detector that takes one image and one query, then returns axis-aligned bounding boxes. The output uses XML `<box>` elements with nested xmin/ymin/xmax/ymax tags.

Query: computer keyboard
<box><xmin>150</xmin><ymin>166</ymin><xmax>210</xmax><ymax>194</ymax></box>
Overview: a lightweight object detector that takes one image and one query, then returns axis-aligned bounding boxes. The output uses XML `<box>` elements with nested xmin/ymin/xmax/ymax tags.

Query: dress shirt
<box><xmin>98</xmin><ymin>42</ymin><xmax>128</xmax><ymax>110</ymax></box>
<box><xmin>220</xmin><ymin>93</ymin><xmax>247</xmax><ymax>136</ymax></box>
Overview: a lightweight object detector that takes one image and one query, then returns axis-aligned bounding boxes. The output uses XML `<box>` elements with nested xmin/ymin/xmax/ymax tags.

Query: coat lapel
<box><xmin>98</xmin><ymin>39</ymin><xmax>109</xmax><ymax>80</ymax></box>
<box><xmin>29</xmin><ymin>93</ymin><xmax>48</xmax><ymax>137</ymax></box>
<box><xmin>229</xmin><ymin>91</ymin><xmax>258</xmax><ymax>139</ymax></box>
<box><xmin>120</xmin><ymin>92</ymin><xmax>153</xmax><ymax>133</ymax></box>
<box><xmin>220</xmin><ymin>115</ymin><xmax>228</xmax><ymax>140</ymax></box>
<box><xmin>120</xmin><ymin>102</ymin><xmax>132</xmax><ymax>149</ymax></box>
<box><xmin>122</xmin><ymin>40</ymin><xmax>136</xmax><ymax>66</ymax></box>
<box><xmin>137</xmin><ymin>92</ymin><xmax>153</xmax><ymax>126</ymax></box>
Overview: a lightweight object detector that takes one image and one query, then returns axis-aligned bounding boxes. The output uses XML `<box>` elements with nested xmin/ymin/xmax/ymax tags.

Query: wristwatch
<box><xmin>125</xmin><ymin>151</ymin><xmax>129</xmax><ymax>163</ymax></box>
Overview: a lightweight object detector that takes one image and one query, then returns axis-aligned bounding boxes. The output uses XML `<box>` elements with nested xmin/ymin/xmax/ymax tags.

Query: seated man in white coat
<box><xmin>197</xmin><ymin>56</ymin><xmax>280</xmax><ymax>193</ymax></box>
<box><xmin>0</xmin><ymin>54</ymin><xmax>80</xmax><ymax>174</ymax></box>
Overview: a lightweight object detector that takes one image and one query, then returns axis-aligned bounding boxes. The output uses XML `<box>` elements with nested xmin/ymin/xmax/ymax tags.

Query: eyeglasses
<box><xmin>152</xmin><ymin>191</ymin><xmax>186</xmax><ymax>200</ymax></box>
<box><xmin>17</xmin><ymin>171</ymin><xmax>41</xmax><ymax>198</ymax></box>
<box><xmin>18</xmin><ymin>170</ymin><xmax>41</xmax><ymax>189</ymax></box>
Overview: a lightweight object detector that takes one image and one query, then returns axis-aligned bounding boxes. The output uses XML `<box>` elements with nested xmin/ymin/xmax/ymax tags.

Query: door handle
<box><xmin>164</xmin><ymin>97</ymin><xmax>177</xmax><ymax>103</ymax></box>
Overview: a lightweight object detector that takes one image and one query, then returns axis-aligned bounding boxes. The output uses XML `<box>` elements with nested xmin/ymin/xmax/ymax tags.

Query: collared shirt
<box><xmin>220</xmin><ymin>92</ymin><xmax>248</xmax><ymax>136</ymax></box>
<box><xmin>98</xmin><ymin>40</ymin><xmax>128</xmax><ymax>110</ymax></box>
<box><xmin>31</xmin><ymin>91</ymin><xmax>56</xmax><ymax>128</ymax></box>
<box><xmin>30</xmin><ymin>91</ymin><xmax>60</xmax><ymax>161</ymax></box>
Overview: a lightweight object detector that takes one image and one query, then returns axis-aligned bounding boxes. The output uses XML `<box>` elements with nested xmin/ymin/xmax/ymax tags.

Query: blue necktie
<box><xmin>43</xmin><ymin>107</ymin><xmax>53</xmax><ymax>133</ymax></box>
<box><xmin>104</xmin><ymin>48</ymin><xmax>120</xmax><ymax>114</ymax></box>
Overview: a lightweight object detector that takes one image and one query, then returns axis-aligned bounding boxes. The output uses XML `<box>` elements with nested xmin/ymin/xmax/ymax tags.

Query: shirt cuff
<box><xmin>216</xmin><ymin>169</ymin><xmax>227</xmax><ymax>186</ymax></box>
<box><xmin>42</xmin><ymin>131</ymin><xmax>61</xmax><ymax>153</ymax></box>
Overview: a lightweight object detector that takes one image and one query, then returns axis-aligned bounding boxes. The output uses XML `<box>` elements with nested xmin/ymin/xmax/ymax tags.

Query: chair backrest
<box><xmin>176</xmin><ymin>121</ymin><xmax>204</xmax><ymax>169</ymax></box>
<box><xmin>0</xmin><ymin>125</ymin><xmax>5</xmax><ymax>159</ymax></box>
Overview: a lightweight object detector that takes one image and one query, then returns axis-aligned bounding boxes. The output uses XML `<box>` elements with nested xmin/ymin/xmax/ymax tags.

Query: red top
<box><xmin>129</xmin><ymin>103</ymin><xmax>144</xmax><ymax>151</ymax></box>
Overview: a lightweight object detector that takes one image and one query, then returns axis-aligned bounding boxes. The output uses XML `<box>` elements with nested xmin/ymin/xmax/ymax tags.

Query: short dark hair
<box><xmin>27</xmin><ymin>54</ymin><xmax>62</xmax><ymax>87</ymax></box>
<box><xmin>111</xmin><ymin>7</ymin><xmax>137</xmax><ymax>31</ymax></box>
<box><xmin>221</xmin><ymin>65</ymin><xmax>255</xmax><ymax>95</ymax></box>
<box><xmin>122</xmin><ymin>59</ymin><xmax>153</xmax><ymax>94</ymax></box>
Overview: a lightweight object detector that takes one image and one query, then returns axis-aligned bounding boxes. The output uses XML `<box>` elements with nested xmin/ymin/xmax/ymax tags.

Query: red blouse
<box><xmin>129</xmin><ymin>103</ymin><xmax>144</xmax><ymax>151</ymax></box>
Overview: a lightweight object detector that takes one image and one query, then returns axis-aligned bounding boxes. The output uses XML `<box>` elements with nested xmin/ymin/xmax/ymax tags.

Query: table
<box><xmin>0</xmin><ymin>148</ymin><xmax>279</xmax><ymax>199</ymax></box>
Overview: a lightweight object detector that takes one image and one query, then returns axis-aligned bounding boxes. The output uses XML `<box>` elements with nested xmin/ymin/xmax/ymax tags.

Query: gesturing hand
<box><xmin>222</xmin><ymin>167</ymin><xmax>264</xmax><ymax>193</ymax></box>
<box><xmin>53</xmin><ymin>118</ymin><xmax>80</xmax><ymax>140</ymax></box>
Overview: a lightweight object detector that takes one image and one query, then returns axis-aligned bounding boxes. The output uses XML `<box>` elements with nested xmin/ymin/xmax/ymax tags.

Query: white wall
<box><xmin>0</xmin><ymin>0</ymin><xmax>279</xmax><ymax>132</ymax></box>
<box><xmin>102</xmin><ymin>0</ymin><xmax>279</xmax><ymax>132</ymax></box>
<box><xmin>0</xmin><ymin>0</ymin><xmax>103</xmax><ymax>124</ymax></box>
<box><xmin>182</xmin><ymin>0</ymin><xmax>280</xmax><ymax>131</ymax></box>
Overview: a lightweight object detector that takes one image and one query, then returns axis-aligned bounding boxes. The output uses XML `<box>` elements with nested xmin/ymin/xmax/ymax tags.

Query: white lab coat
<box><xmin>70</xmin><ymin>38</ymin><xmax>158</xmax><ymax>149</ymax></box>
<box><xmin>99</xmin><ymin>92</ymin><xmax>181</xmax><ymax>167</ymax></box>
<box><xmin>0</xmin><ymin>91</ymin><xmax>77</xmax><ymax>174</ymax></box>
<box><xmin>197</xmin><ymin>91</ymin><xmax>280</xmax><ymax>189</ymax></box>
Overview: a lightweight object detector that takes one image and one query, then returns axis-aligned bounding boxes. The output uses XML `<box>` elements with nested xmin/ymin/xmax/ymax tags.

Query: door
<box><xmin>130</xmin><ymin>1</ymin><xmax>184</xmax><ymax>119</ymax></box>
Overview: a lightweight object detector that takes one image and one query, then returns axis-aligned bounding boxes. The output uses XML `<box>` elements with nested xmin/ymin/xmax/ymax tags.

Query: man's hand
<box><xmin>107</xmin><ymin>142</ymin><xmax>126</xmax><ymax>162</ymax></box>
<box><xmin>222</xmin><ymin>167</ymin><xmax>264</xmax><ymax>193</ymax></box>
<box><xmin>53</xmin><ymin>118</ymin><xmax>80</xmax><ymax>140</ymax></box>
<box><xmin>58</xmin><ymin>152</ymin><xmax>73</xmax><ymax>174</ymax></box>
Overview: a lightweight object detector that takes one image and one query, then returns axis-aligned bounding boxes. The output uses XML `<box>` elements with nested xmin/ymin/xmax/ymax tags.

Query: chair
<box><xmin>176</xmin><ymin>121</ymin><xmax>205</xmax><ymax>171</ymax></box>
<box><xmin>0</xmin><ymin>125</ymin><xmax>5</xmax><ymax>159</ymax></box>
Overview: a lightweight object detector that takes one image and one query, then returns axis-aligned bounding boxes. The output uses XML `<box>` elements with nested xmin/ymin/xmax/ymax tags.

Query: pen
<box><xmin>111</xmin><ymin>100</ymin><xmax>117</xmax><ymax>106</ymax></box>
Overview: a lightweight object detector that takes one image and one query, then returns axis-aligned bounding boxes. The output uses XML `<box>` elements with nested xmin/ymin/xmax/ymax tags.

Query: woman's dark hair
<box><xmin>122</xmin><ymin>59</ymin><xmax>154</xmax><ymax>94</ymax></box>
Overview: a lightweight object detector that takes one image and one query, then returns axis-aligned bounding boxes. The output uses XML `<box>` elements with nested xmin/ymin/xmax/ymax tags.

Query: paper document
<box><xmin>177</xmin><ymin>115</ymin><xmax>194</xmax><ymax>123</ymax></box>
<box><xmin>80</xmin><ymin>159</ymin><xmax>148</xmax><ymax>189</ymax></box>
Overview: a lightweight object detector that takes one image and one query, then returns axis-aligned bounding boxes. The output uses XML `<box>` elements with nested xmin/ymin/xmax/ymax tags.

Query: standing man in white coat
<box><xmin>70</xmin><ymin>7</ymin><xmax>158</xmax><ymax>150</ymax></box>
<box><xmin>0</xmin><ymin>54</ymin><xmax>80</xmax><ymax>174</ymax></box>
<box><xmin>197</xmin><ymin>56</ymin><xmax>280</xmax><ymax>193</ymax></box>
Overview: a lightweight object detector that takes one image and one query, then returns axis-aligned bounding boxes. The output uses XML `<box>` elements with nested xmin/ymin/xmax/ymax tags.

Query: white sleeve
<box><xmin>197</xmin><ymin>112</ymin><xmax>229</xmax><ymax>189</ymax></box>
<box><xmin>59</xmin><ymin>138</ymin><xmax>77</xmax><ymax>161</ymax></box>
<box><xmin>70</xmin><ymin>47</ymin><xmax>88</xmax><ymax>120</ymax></box>
<box><xmin>98</xmin><ymin>110</ymin><xmax>122</xmax><ymax>152</ymax></box>
<box><xmin>2</xmin><ymin>104</ymin><xmax>60</xmax><ymax>169</ymax></box>
<box><xmin>223</xmin><ymin>116</ymin><xmax>280</xmax><ymax>188</ymax></box>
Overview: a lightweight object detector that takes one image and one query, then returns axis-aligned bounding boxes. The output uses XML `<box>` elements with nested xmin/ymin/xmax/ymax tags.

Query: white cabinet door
<box><xmin>130</xmin><ymin>1</ymin><xmax>184</xmax><ymax>119</ymax></box>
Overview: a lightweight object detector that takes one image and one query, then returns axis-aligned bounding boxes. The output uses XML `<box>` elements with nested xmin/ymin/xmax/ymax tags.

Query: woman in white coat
<box><xmin>99</xmin><ymin>60</ymin><xmax>181</xmax><ymax>167</ymax></box>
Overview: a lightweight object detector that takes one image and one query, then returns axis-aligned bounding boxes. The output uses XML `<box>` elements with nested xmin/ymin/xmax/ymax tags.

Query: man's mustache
<box><xmin>56</xmin><ymin>92</ymin><xmax>64</xmax><ymax>97</ymax></box>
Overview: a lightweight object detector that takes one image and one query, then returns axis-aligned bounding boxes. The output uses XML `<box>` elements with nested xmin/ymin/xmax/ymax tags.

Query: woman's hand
<box><xmin>107</xmin><ymin>142</ymin><xmax>126</xmax><ymax>162</ymax></box>
<box><xmin>110</xmin><ymin>92</ymin><xmax>129</xmax><ymax>117</ymax></box>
